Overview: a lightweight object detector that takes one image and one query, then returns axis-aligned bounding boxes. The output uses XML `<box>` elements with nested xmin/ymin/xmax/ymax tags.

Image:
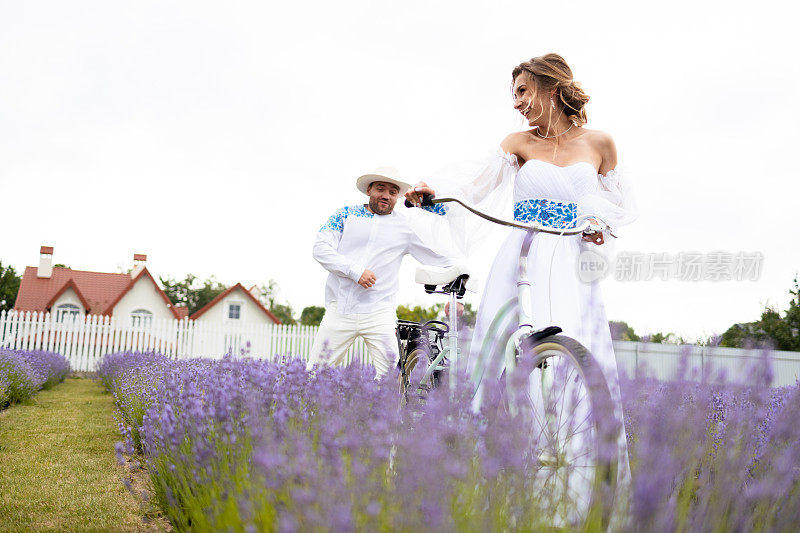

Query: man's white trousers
<box><xmin>306</xmin><ymin>303</ymin><xmax>398</xmax><ymax>379</ymax></box>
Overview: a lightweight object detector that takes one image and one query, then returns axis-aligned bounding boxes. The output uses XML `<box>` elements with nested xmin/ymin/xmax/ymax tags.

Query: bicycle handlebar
<box><xmin>407</xmin><ymin>195</ymin><xmax>616</xmax><ymax>237</ymax></box>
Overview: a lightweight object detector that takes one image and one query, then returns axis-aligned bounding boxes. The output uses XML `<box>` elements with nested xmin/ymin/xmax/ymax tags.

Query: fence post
<box><xmin>0</xmin><ymin>309</ymin><xmax>6</xmax><ymax>347</ymax></box>
<box><xmin>700</xmin><ymin>345</ymin><xmax>705</xmax><ymax>381</ymax></box>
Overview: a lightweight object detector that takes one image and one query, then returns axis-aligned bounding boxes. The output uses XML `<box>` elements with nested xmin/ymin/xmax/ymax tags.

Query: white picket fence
<box><xmin>2</xmin><ymin>310</ymin><xmax>799</xmax><ymax>385</ymax></box>
<box><xmin>0</xmin><ymin>310</ymin><xmax>368</xmax><ymax>371</ymax></box>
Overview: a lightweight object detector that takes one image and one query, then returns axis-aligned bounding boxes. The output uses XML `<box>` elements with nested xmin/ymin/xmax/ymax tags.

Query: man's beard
<box><xmin>369</xmin><ymin>197</ymin><xmax>393</xmax><ymax>215</ymax></box>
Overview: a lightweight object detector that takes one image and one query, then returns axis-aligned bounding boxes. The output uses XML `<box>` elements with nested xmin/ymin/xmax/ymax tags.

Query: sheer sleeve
<box><xmin>576</xmin><ymin>166</ymin><xmax>638</xmax><ymax>232</ymax></box>
<box><xmin>431</xmin><ymin>147</ymin><xmax>519</xmax><ymax>204</ymax></box>
<box><xmin>576</xmin><ymin>166</ymin><xmax>639</xmax><ymax>260</ymax></box>
<box><xmin>406</xmin><ymin>147</ymin><xmax>519</xmax><ymax>261</ymax></box>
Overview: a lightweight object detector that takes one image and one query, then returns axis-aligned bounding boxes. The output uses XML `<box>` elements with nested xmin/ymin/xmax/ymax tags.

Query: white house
<box><xmin>190</xmin><ymin>283</ymin><xmax>281</xmax><ymax>325</ymax></box>
<box><xmin>14</xmin><ymin>246</ymin><xmax>187</xmax><ymax>323</ymax></box>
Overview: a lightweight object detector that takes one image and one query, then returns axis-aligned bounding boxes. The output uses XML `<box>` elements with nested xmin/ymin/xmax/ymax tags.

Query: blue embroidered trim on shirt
<box><xmin>320</xmin><ymin>205</ymin><xmax>374</xmax><ymax>232</ymax></box>
<box><xmin>421</xmin><ymin>203</ymin><xmax>448</xmax><ymax>216</ymax></box>
<box><xmin>513</xmin><ymin>199</ymin><xmax>577</xmax><ymax>229</ymax></box>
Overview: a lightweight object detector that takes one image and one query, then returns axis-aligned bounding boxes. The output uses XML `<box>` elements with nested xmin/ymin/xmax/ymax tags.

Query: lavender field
<box><xmin>98</xmin><ymin>350</ymin><xmax>800</xmax><ymax>532</ymax></box>
<box><xmin>0</xmin><ymin>348</ymin><xmax>70</xmax><ymax>409</ymax></box>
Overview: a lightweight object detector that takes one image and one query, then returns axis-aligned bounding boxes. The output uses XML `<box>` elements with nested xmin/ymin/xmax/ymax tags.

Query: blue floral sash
<box><xmin>513</xmin><ymin>198</ymin><xmax>577</xmax><ymax>229</ymax></box>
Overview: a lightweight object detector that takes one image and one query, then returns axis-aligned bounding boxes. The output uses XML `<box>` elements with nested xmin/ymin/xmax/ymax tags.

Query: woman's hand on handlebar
<box><xmin>582</xmin><ymin>232</ymin><xmax>605</xmax><ymax>245</ymax></box>
<box><xmin>405</xmin><ymin>181</ymin><xmax>436</xmax><ymax>207</ymax></box>
<box><xmin>581</xmin><ymin>217</ymin><xmax>605</xmax><ymax>245</ymax></box>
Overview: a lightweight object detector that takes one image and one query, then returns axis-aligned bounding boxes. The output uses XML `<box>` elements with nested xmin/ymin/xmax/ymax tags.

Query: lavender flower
<box><xmin>97</xmin><ymin>347</ymin><xmax>800</xmax><ymax>532</ymax></box>
<box><xmin>0</xmin><ymin>348</ymin><xmax>69</xmax><ymax>408</ymax></box>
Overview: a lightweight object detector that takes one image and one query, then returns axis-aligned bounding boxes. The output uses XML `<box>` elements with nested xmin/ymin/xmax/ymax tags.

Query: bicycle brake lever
<box><xmin>583</xmin><ymin>229</ymin><xmax>618</xmax><ymax>239</ymax></box>
<box><xmin>582</xmin><ymin>219</ymin><xmax>617</xmax><ymax>239</ymax></box>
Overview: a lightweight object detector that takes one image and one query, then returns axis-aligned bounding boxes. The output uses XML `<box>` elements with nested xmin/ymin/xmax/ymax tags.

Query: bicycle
<box><xmin>396</xmin><ymin>269</ymin><xmax>471</xmax><ymax>399</ymax></box>
<box><xmin>398</xmin><ymin>194</ymin><xmax>622</xmax><ymax>528</ymax></box>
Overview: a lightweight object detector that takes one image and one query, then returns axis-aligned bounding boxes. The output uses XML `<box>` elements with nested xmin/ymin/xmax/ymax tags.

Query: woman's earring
<box><xmin>550</xmin><ymin>98</ymin><xmax>556</xmax><ymax>110</ymax></box>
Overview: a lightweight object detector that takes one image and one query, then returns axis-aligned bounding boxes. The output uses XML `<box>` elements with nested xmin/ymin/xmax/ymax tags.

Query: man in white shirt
<box><xmin>307</xmin><ymin>167</ymin><xmax>456</xmax><ymax>379</ymax></box>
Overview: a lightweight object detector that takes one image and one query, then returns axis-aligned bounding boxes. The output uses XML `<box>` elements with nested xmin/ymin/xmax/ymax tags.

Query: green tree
<box><xmin>397</xmin><ymin>302</ymin><xmax>477</xmax><ymax>327</ymax></box>
<box><xmin>0</xmin><ymin>261</ymin><xmax>21</xmax><ymax>312</ymax></box>
<box><xmin>643</xmin><ymin>332</ymin><xmax>676</xmax><ymax>344</ymax></box>
<box><xmin>159</xmin><ymin>274</ymin><xmax>227</xmax><ymax>315</ymax></box>
<box><xmin>257</xmin><ymin>279</ymin><xmax>297</xmax><ymax>325</ymax></box>
<box><xmin>160</xmin><ymin>274</ymin><xmax>195</xmax><ymax>310</ymax></box>
<box><xmin>195</xmin><ymin>277</ymin><xmax>228</xmax><ymax>314</ymax></box>
<box><xmin>785</xmin><ymin>277</ymin><xmax>800</xmax><ymax>347</ymax></box>
<box><xmin>300</xmin><ymin>306</ymin><xmax>326</xmax><ymax>326</ymax></box>
<box><xmin>461</xmin><ymin>302</ymin><xmax>477</xmax><ymax>328</ymax></box>
<box><xmin>269</xmin><ymin>303</ymin><xmax>296</xmax><ymax>325</ymax></box>
<box><xmin>720</xmin><ymin>309</ymin><xmax>798</xmax><ymax>351</ymax></box>
<box><xmin>699</xmin><ymin>333</ymin><xmax>723</xmax><ymax>346</ymax></box>
<box><xmin>719</xmin><ymin>322</ymin><xmax>751</xmax><ymax>348</ymax></box>
<box><xmin>719</xmin><ymin>276</ymin><xmax>800</xmax><ymax>351</ymax></box>
<box><xmin>397</xmin><ymin>303</ymin><xmax>444</xmax><ymax>323</ymax></box>
<box><xmin>640</xmin><ymin>331</ymin><xmax>692</xmax><ymax>344</ymax></box>
<box><xmin>608</xmin><ymin>320</ymin><xmax>640</xmax><ymax>341</ymax></box>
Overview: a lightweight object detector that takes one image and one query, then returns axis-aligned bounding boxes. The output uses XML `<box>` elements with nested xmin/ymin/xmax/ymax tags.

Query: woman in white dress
<box><xmin>405</xmin><ymin>53</ymin><xmax>638</xmax><ymax>516</ymax></box>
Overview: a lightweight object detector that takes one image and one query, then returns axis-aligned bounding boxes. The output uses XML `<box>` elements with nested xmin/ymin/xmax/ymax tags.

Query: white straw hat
<box><xmin>356</xmin><ymin>167</ymin><xmax>412</xmax><ymax>195</ymax></box>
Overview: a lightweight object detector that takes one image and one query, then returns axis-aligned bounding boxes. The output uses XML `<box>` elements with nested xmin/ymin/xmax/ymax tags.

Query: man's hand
<box><xmin>444</xmin><ymin>301</ymin><xmax>464</xmax><ymax>318</ymax></box>
<box><xmin>358</xmin><ymin>269</ymin><xmax>377</xmax><ymax>288</ymax></box>
<box><xmin>405</xmin><ymin>181</ymin><xmax>436</xmax><ymax>207</ymax></box>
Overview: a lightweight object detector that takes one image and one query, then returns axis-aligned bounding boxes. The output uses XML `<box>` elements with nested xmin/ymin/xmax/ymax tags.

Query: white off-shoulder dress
<box><xmin>418</xmin><ymin>147</ymin><xmax>639</xmax><ymax>500</ymax></box>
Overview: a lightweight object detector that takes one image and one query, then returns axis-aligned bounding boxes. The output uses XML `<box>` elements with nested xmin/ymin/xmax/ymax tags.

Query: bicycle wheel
<box><xmin>398</xmin><ymin>348</ymin><xmax>435</xmax><ymax>397</ymax></box>
<box><xmin>515</xmin><ymin>334</ymin><xmax>620</xmax><ymax>529</ymax></box>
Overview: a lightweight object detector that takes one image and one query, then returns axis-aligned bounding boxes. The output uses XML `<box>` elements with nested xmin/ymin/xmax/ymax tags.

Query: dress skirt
<box><xmin>467</xmin><ymin>226</ymin><xmax>632</xmax><ymax>498</ymax></box>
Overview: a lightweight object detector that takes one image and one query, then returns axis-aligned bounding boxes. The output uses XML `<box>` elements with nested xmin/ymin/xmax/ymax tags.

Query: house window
<box><xmin>56</xmin><ymin>303</ymin><xmax>81</xmax><ymax>322</ymax></box>
<box><xmin>228</xmin><ymin>303</ymin><xmax>242</xmax><ymax>320</ymax></box>
<box><xmin>131</xmin><ymin>309</ymin><xmax>153</xmax><ymax>327</ymax></box>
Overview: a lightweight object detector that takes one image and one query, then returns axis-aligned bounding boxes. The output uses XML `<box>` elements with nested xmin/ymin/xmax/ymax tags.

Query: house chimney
<box><xmin>38</xmin><ymin>246</ymin><xmax>54</xmax><ymax>278</ymax></box>
<box><xmin>131</xmin><ymin>253</ymin><xmax>147</xmax><ymax>278</ymax></box>
<box><xmin>249</xmin><ymin>285</ymin><xmax>263</xmax><ymax>301</ymax></box>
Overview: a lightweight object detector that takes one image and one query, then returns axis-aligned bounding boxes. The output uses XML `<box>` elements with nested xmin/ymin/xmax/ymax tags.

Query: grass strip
<box><xmin>0</xmin><ymin>377</ymin><xmax>167</xmax><ymax>532</ymax></box>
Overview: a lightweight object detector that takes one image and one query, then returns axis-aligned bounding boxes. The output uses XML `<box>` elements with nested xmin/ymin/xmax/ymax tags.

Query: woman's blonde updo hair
<box><xmin>511</xmin><ymin>53</ymin><xmax>590</xmax><ymax>126</ymax></box>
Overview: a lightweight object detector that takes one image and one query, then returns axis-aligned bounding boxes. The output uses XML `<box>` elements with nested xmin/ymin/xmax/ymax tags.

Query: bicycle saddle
<box><xmin>415</xmin><ymin>264</ymin><xmax>477</xmax><ymax>292</ymax></box>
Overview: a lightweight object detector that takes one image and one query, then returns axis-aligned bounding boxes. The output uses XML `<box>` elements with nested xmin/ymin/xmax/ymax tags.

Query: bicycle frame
<box><xmin>405</xmin><ymin>195</ymin><xmax>622</xmax><ymax>526</ymax></box>
<box><xmin>412</xmin><ymin>196</ymin><xmax>614</xmax><ymax>402</ymax></box>
<box><xmin>416</xmin><ymin>278</ymin><xmax>462</xmax><ymax>392</ymax></box>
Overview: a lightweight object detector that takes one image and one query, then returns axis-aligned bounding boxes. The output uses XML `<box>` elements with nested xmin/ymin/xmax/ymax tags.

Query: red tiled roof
<box><xmin>16</xmin><ymin>267</ymin><xmax>132</xmax><ymax>315</ymax></box>
<box><xmin>190</xmin><ymin>283</ymin><xmax>281</xmax><ymax>324</ymax></box>
<box><xmin>14</xmin><ymin>266</ymin><xmax>179</xmax><ymax>318</ymax></box>
<box><xmin>103</xmin><ymin>268</ymin><xmax>180</xmax><ymax>319</ymax></box>
<box><xmin>45</xmin><ymin>278</ymin><xmax>92</xmax><ymax>311</ymax></box>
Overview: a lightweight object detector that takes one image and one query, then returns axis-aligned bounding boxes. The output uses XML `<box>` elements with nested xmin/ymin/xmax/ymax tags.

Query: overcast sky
<box><xmin>2</xmin><ymin>0</ymin><xmax>798</xmax><ymax>341</ymax></box>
